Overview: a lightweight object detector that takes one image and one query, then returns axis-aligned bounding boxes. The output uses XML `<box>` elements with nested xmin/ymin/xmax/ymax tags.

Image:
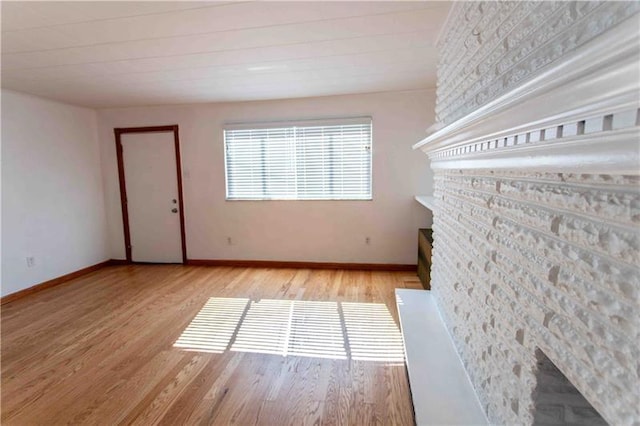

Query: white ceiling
<box><xmin>1</xmin><ymin>1</ymin><xmax>450</xmax><ymax>108</ymax></box>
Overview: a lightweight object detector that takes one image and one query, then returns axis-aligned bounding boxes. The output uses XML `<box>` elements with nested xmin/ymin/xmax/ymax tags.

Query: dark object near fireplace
<box><xmin>418</xmin><ymin>228</ymin><xmax>433</xmax><ymax>290</ymax></box>
<box><xmin>532</xmin><ymin>349</ymin><xmax>608</xmax><ymax>426</ymax></box>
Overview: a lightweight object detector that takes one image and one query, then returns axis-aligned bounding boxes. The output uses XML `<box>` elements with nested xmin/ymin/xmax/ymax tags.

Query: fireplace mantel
<box><xmin>414</xmin><ymin>17</ymin><xmax>639</xmax><ymax>175</ymax></box>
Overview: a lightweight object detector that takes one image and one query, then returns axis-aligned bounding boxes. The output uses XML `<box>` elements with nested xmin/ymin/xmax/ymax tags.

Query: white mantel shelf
<box><xmin>414</xmin><ymin>195</ymin><xmax>436</xmax><ymax>211</ymax></box>
<box><xmin>411</xmin><ymin>18</ymin><xmax>640</xmax><ymax>175</ymax></box>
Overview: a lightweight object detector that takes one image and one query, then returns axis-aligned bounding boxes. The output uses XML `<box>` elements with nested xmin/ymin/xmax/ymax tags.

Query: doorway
<box><xmin>115</xmin><ymin>125</ymin><xmax>187</xmax><ymax>263</ymax></box>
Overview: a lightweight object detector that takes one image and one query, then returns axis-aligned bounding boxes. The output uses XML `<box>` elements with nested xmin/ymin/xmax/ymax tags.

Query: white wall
<box><xmin>98</xmin><ymin>90</ymin><xmax>434</xmax><ymax>264</ymax></box>
<box><xmin>1</xmin><ymin>90</ymin><xmax>109</xmax><ymax>297</ymax></box>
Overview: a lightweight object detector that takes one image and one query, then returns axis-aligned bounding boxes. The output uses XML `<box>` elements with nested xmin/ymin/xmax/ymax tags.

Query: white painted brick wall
<box><xmin>431</xmin><ymin>4</ymin><xmax>640</xmax><ymax>423</ymax></box>
<box><xmin>435</xmin><ymin>1</ymin><xmax>640</xmax><ymax>126</ymax></box>
<box><xmin>431</xmin><ymin>170</ymin><xmax>640</xmax><ymax>424</ymax></box>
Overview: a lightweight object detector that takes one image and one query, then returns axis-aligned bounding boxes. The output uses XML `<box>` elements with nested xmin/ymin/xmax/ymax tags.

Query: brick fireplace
<box><xmin>414</xmin><ymin>2</ymin><xmax>639</xmax><ymax>424</ymax></box>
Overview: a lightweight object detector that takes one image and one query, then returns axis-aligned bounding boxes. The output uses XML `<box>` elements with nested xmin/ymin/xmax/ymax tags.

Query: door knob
<box><xmin>171</xmin><ymin>208</ymin><xmax>178</xmax><ymax>213</ymax></box>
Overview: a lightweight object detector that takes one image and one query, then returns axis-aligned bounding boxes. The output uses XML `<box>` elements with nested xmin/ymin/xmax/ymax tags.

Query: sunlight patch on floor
<box><xmin>231</xmin><ymin>299</ymin><xmax>291</xmax><ymax>355</ymax></box>
<box><xmin>173</xmin><ymin>297</ymin><xmax>403</xmax><ymax>363</ymax></box>
<box><xmin>285</xmin><ymin>300</ymin><xmax>347</xmax><ymax>360</ymax></box>
<box><xmin>231</xmin><ymin>299</ymin><xmax>347</xmax><ymax>359</ymax></box>
<box><xmin>173</xmin><ymin>297</ymin><xmax>249</xmax><ymax>353</ymax></box>
<box><xmin>343</xmin><ymin>302</ymin><xmax>405</xmax><ymax>362</ymax></box>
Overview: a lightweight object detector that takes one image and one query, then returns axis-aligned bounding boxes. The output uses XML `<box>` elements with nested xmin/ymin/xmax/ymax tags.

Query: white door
<box><xmin>121</xmin><ymin>132</ymin><xmax>183</xmax><ymax>263</ymax></box>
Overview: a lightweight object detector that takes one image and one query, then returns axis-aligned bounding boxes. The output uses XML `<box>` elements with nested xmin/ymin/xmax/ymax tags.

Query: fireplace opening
<box><xmin>532</xmin><ymin>349</ymin><xmax>607</xmax><ymax>426</ymax></box>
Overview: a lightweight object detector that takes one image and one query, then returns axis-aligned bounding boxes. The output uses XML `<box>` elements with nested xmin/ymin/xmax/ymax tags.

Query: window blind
<box><xmin>224</xmin><ymin>118</ymin><xmax>372</xmax><ymax>200</ymax></box>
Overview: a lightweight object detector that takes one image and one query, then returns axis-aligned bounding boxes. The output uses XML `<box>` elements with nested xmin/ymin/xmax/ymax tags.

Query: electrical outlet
<box><xmin>26</xmin><ymin>256</ymin><xmax>36</xmax><ymax>268</ymax></box>
<box><xmin>227</xmin><ymin>237</ymin><xmax>233</xmax><ymax>245</ymax></box>
<box><xmin>365</xmin><ymin>237</ymin><xmax>371</xmax><ymax>245</ymax></box>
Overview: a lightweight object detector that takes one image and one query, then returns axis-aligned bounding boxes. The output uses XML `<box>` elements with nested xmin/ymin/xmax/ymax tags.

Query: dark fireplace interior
<box><xmin>532</xmin><ymin>350</ymin><xmax>608</xmax><ymax>426</ymax></box>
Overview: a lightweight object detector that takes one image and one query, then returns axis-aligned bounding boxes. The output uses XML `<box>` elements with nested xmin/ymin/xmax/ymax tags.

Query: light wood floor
<box><xmin>1</xmin><ymin>265</ymin><xmax>422</xmax><ymax>425</ymax></box>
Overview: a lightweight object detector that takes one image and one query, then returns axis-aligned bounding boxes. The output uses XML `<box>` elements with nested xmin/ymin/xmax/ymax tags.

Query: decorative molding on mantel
<box><xmin>431</xmin><ymin>120</ymin><xmax>639</xmax><ymax>174</ymax></box>
<box><xmin>414</xmin><ymin>17</ymin><xmax>640</xmax><ymax>174</ymax></box>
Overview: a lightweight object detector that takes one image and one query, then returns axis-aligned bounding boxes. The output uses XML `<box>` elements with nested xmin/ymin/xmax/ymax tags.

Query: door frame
<box><xmin>114</xmin><ymin>125</ymin><xmax>187</xmax><ymax>264</ymax></box>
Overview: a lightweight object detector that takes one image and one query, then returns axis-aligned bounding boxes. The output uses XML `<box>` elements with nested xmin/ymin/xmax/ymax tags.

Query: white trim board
<box><xmin>396</xmin><ymin>289</ymin><xmax>488</xmax><ymax>426</ymax></box>
<box><xmin>414</xmin><ymin>195</ymin><xmax>436</xmax><ymax>211</ymax></box>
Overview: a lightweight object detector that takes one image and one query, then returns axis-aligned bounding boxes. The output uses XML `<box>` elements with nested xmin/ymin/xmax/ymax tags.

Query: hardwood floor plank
<box><xmin>72</xmin><ymin>350</ymin><xmax>187</xmax><ymax>425</ymax></box>
<box><xmin>1</xmin><ymin>265</ymin><xmax>415</xmax><ymax>425</ymax></box>
<box><xmin>128</xmin><ymin>354</ymin><xmax>211</xmax><ymax>425</ymax></box>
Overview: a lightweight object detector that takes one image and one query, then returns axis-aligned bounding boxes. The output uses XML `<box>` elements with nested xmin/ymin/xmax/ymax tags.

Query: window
<box><xmin>224</xmin><ymin>117</ymin><xmax>372</xmax><ymax>200</ymax></box>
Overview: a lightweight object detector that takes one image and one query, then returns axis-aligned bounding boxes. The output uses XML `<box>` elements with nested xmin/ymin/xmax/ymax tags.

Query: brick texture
<box><xmin>435</xmin><ymin>1</ymin><xmax>640</xmax><ymax>126</ymax></box>
<box><xmin>431</xmin><ymin>170</ymin><xmax>640</xmax><ymax>424</ymax></box>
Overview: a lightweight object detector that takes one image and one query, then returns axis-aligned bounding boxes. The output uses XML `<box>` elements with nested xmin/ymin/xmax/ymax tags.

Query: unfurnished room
<box><xmin>1</xmin><ymin>1</ymin><xmax>639</xmax><ymax>425</ymax></box>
